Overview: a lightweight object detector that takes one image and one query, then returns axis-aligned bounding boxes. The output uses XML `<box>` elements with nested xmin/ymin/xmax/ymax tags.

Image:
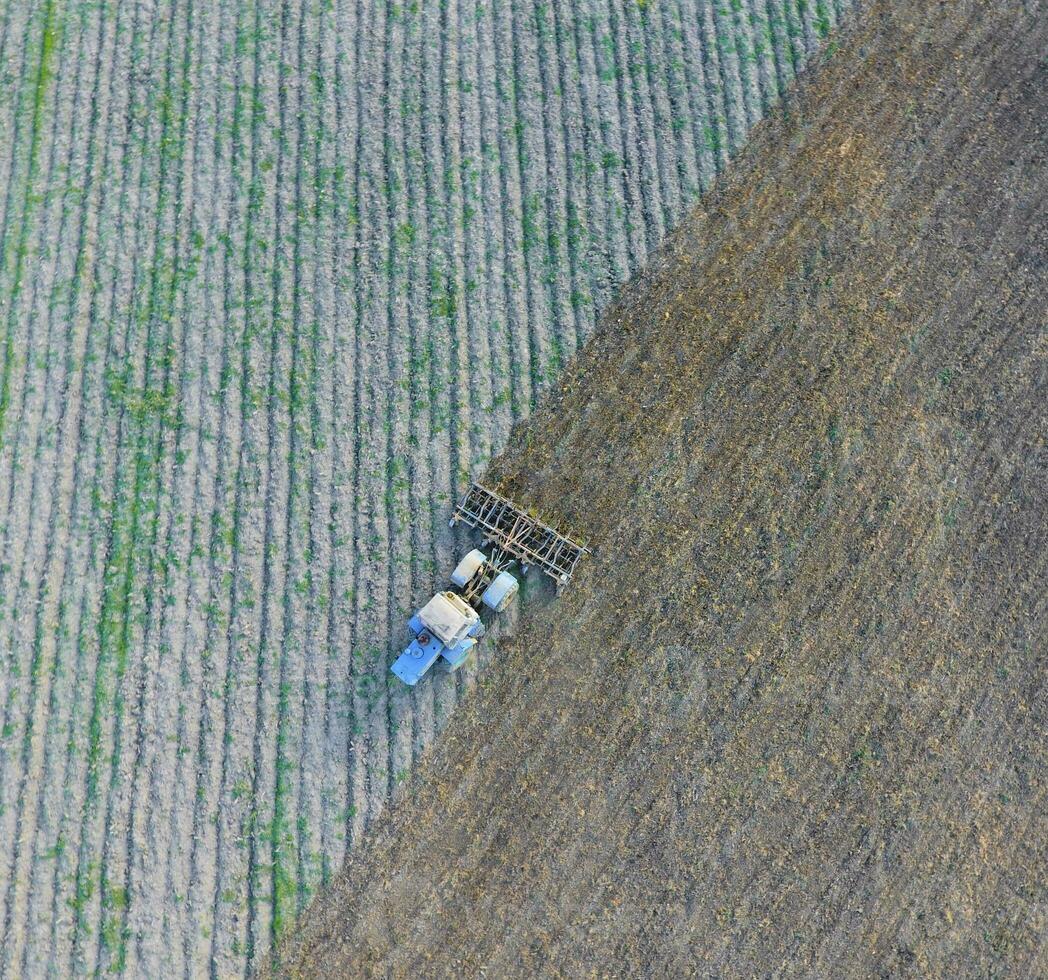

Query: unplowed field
<box><xmin>0</xmin><ymin>0</ymin><xmax>850</xmax><ymax>975</ymax></box>
<box><xmin>280</xmin><ymin>0</ymin><xmax>1047</xmax><ymax>975</ymax></box>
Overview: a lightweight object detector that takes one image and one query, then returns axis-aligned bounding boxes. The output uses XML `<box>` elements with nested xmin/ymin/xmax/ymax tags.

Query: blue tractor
<box><xmin>391</xmin><ymin>482</ymin><xmax>588</xmax><ymax>686</ymax></box>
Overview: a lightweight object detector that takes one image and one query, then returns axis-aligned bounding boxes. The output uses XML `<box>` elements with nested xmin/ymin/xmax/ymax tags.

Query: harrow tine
<box><xmin>452</xmin><ymin>482</ymin><xmax>587</xmax><ymax>584</ymax></box>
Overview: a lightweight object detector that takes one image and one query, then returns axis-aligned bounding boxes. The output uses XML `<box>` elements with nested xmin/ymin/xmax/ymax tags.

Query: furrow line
<box><xmin>0</xmin><ymin>0</ymin><xmax>77</xmax><ymax>818</ymax></box>
<box><xmin>93</xmin><ymin>0</ymin><xmax>197</xmax><ymax>959</ymax></box>
<box><xmin>15</xmin><ymin>0</ymin><xmax>119</xmax><ymax>972</ymax></box>
<box><xmin>419</xmin><ymin>0</ymin><xmax>457</xmax><ymax>729</ymax></box>
<box><xmin>453</xmin><ymin>0</ymin><xmax>494</xmax><ymax>477</ymax></box>
<box><xmin>343</xmin><ymin>0</ymin><xmax>371</xmax><ymax>863</ymax></box>
<box><xmin>0</xmin><ymin>0</ymin><xmax>34</xmax><ymax>206</ymax></box>
<box><xmin>96</xmin><ymin>0</ymin><xmax>199</xmax><ymax>964</ymax></box>
<box><xmin>0</xmin><ymin>0</ymin><xmax>15</xmax><ymax>53</ymax></box>
<box><xmin>757</xmin><ymin>0</ymin><xmax>793</xmax><ymax>108</ymax></box>
<box><xmin>586</xmin><ymin>0</ymin><xmax>643</xmax><ymax>280</ymax></box>
<box><xmin>531</xmin><ymin>0</ymin><xmax>583</xmax><ymax>376</ymax></box>
<box><xmin>562</xmin><ymin>0</ymin><xmax>621</xmax><ymax>321</ymax></box>
<box><xmin>442</xmin><ymin>0</ymin><xmax>480</xmax><ymax>701</ymax></box>
<box><xmin>407</xmin><ymin>0</ymin><xmax>449</xmax><ymax>745</ymax></box>
<box><xmin>238</xmin><ymin>0</ymin><xmax>298</xmax><ymax>966</ymax></box>
<box><xmin>637</xmin><ymin>0</ymin><xmax>684</xmax><ymax>230</ymax></box>
<box><xmin>640</xmin><ymin>0</ymin><xmax>689</xmax><ymax>227</ymax></box>
<box><xmin>657</xmin><ymin>0</ymin><xmax>704</xmax><ymax>207</ymax></box>
<box><xmin>380</xmin><ymin>0</ymin><xmax>413</xmax><ymax>815</ymax></box>
<box><xmin>0</xmin><ymin>0</ymin><xmax>90</xmax><ymax>651</ymax></box>
<box><xmin>513</xmin><ymin>0</ymin><xmax>561</xmax><ymax>394</ymax></box>
<box><xmin>796</xmin><ymin>0</ymin><xmax>820</xmax><ymax>52</ymax></box>
<box><xmin>440</xmin><ymin>0</ymin><xmax>471</xmax><ymax>533</ymax></box>
<box><xmin>378</xmin><ymin>0</ymin><xmax>405</xmax><ymax>813</ymax></box>
<box><xmin>674</xmin><ymin>0</ymin><xmax>720</xmax><ymax>190</ymax></box>
<box><xmin>131</xmin><ymin>0</ymin><xmax>228</xmax><ymax>973</ymax></box>
<box><xmin>708</xmin><ymin>0</ymin><xmax>749</xmax><ymax>154</ymax></box>
<box><xmin>619</xmin><ymin>0</ymin><xmax>671</xmax><ymax>245</ymax></box>
<box><xmin>606</xmin><ymin>0</ymin><xmax>655</xmax><ymax>265</ymax></box>
<box><xmin>747</xmin><ymin>0</ymin><xmax>784</xmax><ymax>109</ymax></box>
<box><xmin>727</xmin><ymin>0</ymin><xmax>764</xmax><ymax>130</ymax></box>
<box><xmin>294</xmin><ymin>0</ymin><xmax>338</xmax><ymax>923</ymax></box>
<box><xmin>770</xmin><ymin>0</ymin><xmax>799</xmax><ymax>98</ymax></box>
<box><xmin>345</xmin><ymin>0</ymin><xmax>390</xmax><ymax>835</ymax></box>
<box><xmin>752</xmin><ymin>0</ymin><xmax>785</xmax><ymax>114</ymax></box>
<box><xmin>65</xmin><ymin>2</ymin><xmax>174</xmax><ymax>971</ymax></box>
<box><xmin>313</xmin><ymin>0</ymin><xmax>346</xmax><ymax>902</ymax></box>
<box><xmin>0</xmin><ymin>1</ymin><xmax>103</xmax><ymax>970</ymax></box>
<box><xmin>440</xmin><ymin>23</ymin><xmax>479</xmax><ymax>706</ymax></box>
<box><xmin>473</xmin><ymin>0</ymin><xmax>521</xmax><ymax>430</ymax></box>
<box><xmin>437</xmin><ymin>0</ymin><xmax>477</xmax><ymax>711</ymax></box>
<box><xmin>505</xmin><ymin>0</ymin><xmax>555</xmax><ymax>397</ymax></box>
<box><xmin>0</xmin><ymin>0</ymin><xmax>81</xmax><ymax>633</ymax></box>
<box><xmin>338</xmin><ymin>0</ymin><xmax>375</xmax><ymax>836</ymax></box>
<box><xmin>42</xmin><ymin>0</ymin><xmax>159</xmax><ymax>966</ymax></box>
<box><xmin>109</xmin><ymin>0</ymin><xmax>210</xmax><ymax>973</ymax></box>
<box><xmin>0</xmin><ymin>0</ymin><xmax>65</xmax><ymax>682</ymax></box>
<box><xmin>41</xmin><ymin>0</ymin><xmax>146</xmax><ymax>968</ymax></box>
<box><xmin>0</xmin><ymin>0</ymin><xmax>60</xmax><ymax>445</ymax></box>
<box><xmin>437</xmin><ymin>0</ymin><xmax>474</xmax><ymax>494</ymax></box>
<box><xmin>0</xmin><ymin>1</ymin><xmax>38</xmax><ymax>317</ymax></box>
<box><xmin>698</xmin><ymin>0</ymin><xmax>732</xmax><ymax>173</ymax></box>
<box><xmin>190</xmin><ymin>0</ymin><xmax>276</xmax><ymax>970</ymax></box>
<box><xmin>320</xmin><ymin>0</ymin><xmax>364</xmax><ymax>883</ymax></box>
<box><xmin>419</xmin><ymin>0</ymin><xmax>464</xmax><ymax>723</ymax></box>
<box><xmin>761</xmin><ymin>0</ymin><xmax>793</xmax><ymax>84</ymax></box>
<box><xmin>417</xmin><ymin>0</ymin><xmax>454</xmax><ymax>612</ymax></box>
<box><xmin>265</xmin><ymin>0</ymin><xmax>317</xmax><ymax>956</ymax></box>
<box><xmin>161</xmin><ymin>0</ymin><xmax>246</xmax><ymax>974</ymax></box>
<box><xmin>782</xmin><ymin>0</ymin><xmax>807</xmax><ymax>75</ymax></box>
<box><xmin>546</xmin><ymin>1</ymin><xmax>600</xmax><ymax>348</ymax></box>
<box><xmin>487</xmin><ymin>0</ymin><xmax>537</xmax><ymax>412</ymax></box>
<box><xmin>78</xmin><ymin>1</ymin><xmax>196</xmax><ymax>973</ymax></box>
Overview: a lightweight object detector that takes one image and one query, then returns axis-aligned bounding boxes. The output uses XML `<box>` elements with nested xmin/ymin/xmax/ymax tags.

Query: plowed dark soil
<box><xmin>279</xmin><ymin>0</ymin><xmax>1047</xmax><ymax>975</ymax></box>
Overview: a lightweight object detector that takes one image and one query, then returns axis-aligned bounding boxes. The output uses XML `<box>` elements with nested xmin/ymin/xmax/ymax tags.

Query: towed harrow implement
<box><xmin>390</xmin><ymin>482</ymin><xmax>588</xmax><ymax>685</ymax></box>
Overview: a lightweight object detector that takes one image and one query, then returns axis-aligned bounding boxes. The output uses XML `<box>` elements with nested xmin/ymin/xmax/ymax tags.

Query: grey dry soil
<box><xmin>280</xmin><ymin>0</ymin><xmax>1047</xmax><ymax>975</ymax></box>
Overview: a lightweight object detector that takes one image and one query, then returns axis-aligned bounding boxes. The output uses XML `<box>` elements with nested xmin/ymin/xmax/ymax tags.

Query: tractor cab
<box><xmin>417</xmin><ymin>591</ymin><xmax>479</xmax><ymax>647</ymax></box>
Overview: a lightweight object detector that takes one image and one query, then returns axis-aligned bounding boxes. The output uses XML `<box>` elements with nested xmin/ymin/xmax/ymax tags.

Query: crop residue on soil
<box><xmin>279</xmin><ymin>0</ymin><xmax>1048</xmax><ymax>976</ymax></box>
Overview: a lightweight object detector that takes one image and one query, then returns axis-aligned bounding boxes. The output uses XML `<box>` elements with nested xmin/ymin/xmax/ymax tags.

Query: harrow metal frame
<box><xmin>450</xmin><ymin>482</ymin><xmax>589</xmax><ymax>585</ymax></box>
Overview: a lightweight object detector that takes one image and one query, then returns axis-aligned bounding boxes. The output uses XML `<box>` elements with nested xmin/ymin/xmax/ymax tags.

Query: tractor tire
<box><xmin>481</xmin><ymin>571</ymin><xmax>519</xmax><ymax>612</ymax></box>
<box><xmin>450</xmin><ymin>549</ymin><xmax>487</xmax><ymax>588</ymax></box>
